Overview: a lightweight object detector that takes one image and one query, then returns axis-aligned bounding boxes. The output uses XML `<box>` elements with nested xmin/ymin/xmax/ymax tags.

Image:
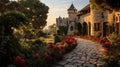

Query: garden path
<box><xmin>53</xmin><ymin>38</ymin><xmax>105</xmax><ymax>67</ymax></box>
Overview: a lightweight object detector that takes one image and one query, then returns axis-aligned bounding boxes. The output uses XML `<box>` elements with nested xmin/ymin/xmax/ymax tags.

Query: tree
<box><xmin>0</xmin><ymin>0</ymin><xmax>49</xmax><ymax>38</ymax></box>
<box><xmin>90</xmin><ymin>0</ymin><xmax>120</xmax><ymax>11</ymax></box>
<box><xmin>19</xmin><ymin>0</ymin><xmax>49</xmax><ymax>30</ymax></box>
<box><xmin>0</xmin><ymin>0</ymin><xmax>9</xmax><ymax>13</ymax></box>
<box><xmin>0</xmin><ymin>11</ymin><xmax>28</xmax><ymax>35</ymax></box>
<box><xmin>48</xmin><ymin>24</ymin><xmax>56</xmax><ymax>34</ymax></box>
<box><xmin>57</xmin><ymin>26</ymin><xmax>68</xmax><ymax>35</ymax></box>
<box><xmin>0</xmin><ymin>11</ymin><xmax>28</xmax><ymax>66</ymax></box>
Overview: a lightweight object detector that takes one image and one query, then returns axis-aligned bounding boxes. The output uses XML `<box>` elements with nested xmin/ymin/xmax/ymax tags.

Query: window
<box><xmin>116</xmin><ymin>17</ymin><xmax>118</xmax><ymax>22</ymax></box>
<box><xmin>101</xmin><ymin>12</ymin><xmax>104</xmax><ymax>18</ymax></box>
<box><xmin>70</xmin><ymin>26</ymin><xmax>73</xmax><ymax>31</ymax></box>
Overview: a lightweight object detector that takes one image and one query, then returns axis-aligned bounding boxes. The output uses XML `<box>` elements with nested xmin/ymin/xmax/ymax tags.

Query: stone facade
<box><xmin>56</xmin><ymin>4</ymin><xmax>77</xmax><ymax>35</ymax></box>
<box><xmin>77</xmin><ymin>4</ymin><xmax>120</xmax><ymax>37</ymax></box>
<box><xmin>56</xmin><ymin>17</ymin><xmax>68</xmax><ymax>27</ymax></box>
<box><xmin>56</xmin><ymin>3</ymin><xmax>120</xmax><ymax>36</ymax></box>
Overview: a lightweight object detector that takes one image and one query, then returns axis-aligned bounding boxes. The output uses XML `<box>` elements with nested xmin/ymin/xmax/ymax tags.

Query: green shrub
<box><xmin>103</xmin><ymin>34</ymin><xmax>120</xmax><ymax>67</ymax></box>
<box><xmin>0</xmin><ymin>36</ymin><xmax>24</xmax><ymax>66</ymax></box>
<box><xmin>54</xmin><ymin>35</ymin><xmax>62</xmax><ymax>43</ymax></box>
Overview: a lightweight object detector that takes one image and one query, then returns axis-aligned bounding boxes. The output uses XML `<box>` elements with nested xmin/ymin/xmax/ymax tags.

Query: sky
<box><xmin>40</xmin><ymin>0</ymin><xmax>89</xmax><ymax>29</ymax></box>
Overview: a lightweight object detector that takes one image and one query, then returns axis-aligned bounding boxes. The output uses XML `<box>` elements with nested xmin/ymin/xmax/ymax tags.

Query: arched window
<box><xmin>70</xmin><ymin>26</ymin><xmax>73</xmax><ymax>31</ymax></box>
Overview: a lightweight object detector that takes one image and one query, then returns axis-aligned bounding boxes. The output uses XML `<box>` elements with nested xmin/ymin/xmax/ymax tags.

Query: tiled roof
<box><xmin>77</xmin><ymin>4</ymin><xmax>90</xmax><ymax>16</ymax></box>
<box><xmin>80</xmin><ymin>4</ymin><xmax>90</xmax><ymax>12</ymax></box>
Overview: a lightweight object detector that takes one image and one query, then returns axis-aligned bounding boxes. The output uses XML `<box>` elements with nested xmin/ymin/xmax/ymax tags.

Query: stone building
<box><xmin>56</xmin><ymin>3</ymin><xmax>120</xmax><ymax>36</ymax></box>
<box><xmin>56</xmin><ymin>4</ymin><xmax>77</xmax><ymax>35</ymax></box>
<box><xmin>77</xmin><ymin>4</ymin><xmax>120</xmax><ymax>37</ymax></box>
<box><xmin>56</xmin><ymin>16</ymin><xmax>68</xmax><ymax>27</ymax></box>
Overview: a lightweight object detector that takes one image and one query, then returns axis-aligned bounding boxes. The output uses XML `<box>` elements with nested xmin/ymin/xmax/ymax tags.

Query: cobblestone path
<box><xmin>53</xmin><ymin>38</ymin><xmax>105</xmax><ymax>67</ymax></box>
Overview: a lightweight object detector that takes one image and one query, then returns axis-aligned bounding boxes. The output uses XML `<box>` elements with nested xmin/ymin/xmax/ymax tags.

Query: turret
<box><xmin>67</xmin><ymin>4</ymin><xmax>77</xmax><ymax>22</ymax></box>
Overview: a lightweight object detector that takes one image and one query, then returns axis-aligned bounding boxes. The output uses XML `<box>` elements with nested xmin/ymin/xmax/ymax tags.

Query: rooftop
<box><xmin>68</xmin><ymin>3</ymin><xmax>77</xmax><ymax>11</ymax></box>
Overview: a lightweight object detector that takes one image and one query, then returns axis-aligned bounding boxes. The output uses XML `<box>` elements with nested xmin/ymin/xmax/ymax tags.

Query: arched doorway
<box><xmin>83</xmin><ymin>22</ymin><xmax>88</xmax><ymax>35</ymax></box>
<box><xmin>77</xmin><ymin>23</ymin><xmax>83</xmax><ymax>35</ymax></box>
<box><xmin>103</xmin><ymin>22</ymin><xmax>108</xmax><ymax>37</ymax></box>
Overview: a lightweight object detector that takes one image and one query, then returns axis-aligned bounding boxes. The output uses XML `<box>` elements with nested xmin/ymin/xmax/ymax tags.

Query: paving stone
<box><xmin>64</xmin><ymin>65</ymin><xmax>77</xmax><ymax>67</ymax></box>
<box><xmin>72</xmin><ymin>57</ymin><xmax>80</xmax><ymax>60</ymax></box>
<box><xmin>58</xmin><ymin>61</ymin><xmax>68</xmax><ymax>65</ymax></box>
<box><xmin>66</xmin><ymin>59</ymin><xmax>73</xmax><ymax>62</ymax></box>
<box><xmin>74</xmin><ymin>63</ymin><xmax>82</xmax><ymax>66</ymax></box>
<box><xmin>83</xmin><ymin>62</ymin><xmax>95</xmax><ymax>67</ymax></box>
<box><xmin>53</xmin><ymin>39</ymin><xmax>105</xmax><ymax>67</ymax></box>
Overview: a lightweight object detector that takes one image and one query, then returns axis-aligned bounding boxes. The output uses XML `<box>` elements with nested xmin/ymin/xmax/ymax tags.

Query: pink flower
<box><xmin>13</xmin><ymin>56</ymin><xmax>26</xmax><ymax>67</ymax></box>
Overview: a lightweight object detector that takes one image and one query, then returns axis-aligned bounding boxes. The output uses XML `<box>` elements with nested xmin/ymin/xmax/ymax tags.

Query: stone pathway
<box><xmin>53</xmin><ymin>38</ymin><xmax>105</xmax><ymax>67</ymax></box>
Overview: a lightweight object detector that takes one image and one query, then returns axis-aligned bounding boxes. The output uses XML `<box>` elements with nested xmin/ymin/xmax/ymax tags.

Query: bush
<box><xmin>103</xmin><ymin>34</ymin><xmax>120</xmax><ymax>67</ymax></box>
<box><xmin>0</xmin><ymin>36</ymin><xmax>24</xmax><ymax>66</ymax></box>
<box><xmin>54</xmin><ymin>35</ymin><xmax>62</xmax><ymax>43</ymax></box>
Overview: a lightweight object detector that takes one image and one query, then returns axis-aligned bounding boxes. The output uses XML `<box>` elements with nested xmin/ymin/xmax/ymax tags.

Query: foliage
<box><xmin>0</xmin><ymin>0</ymin><xmax>9</xmax><ymax>13</ymax></box>
<box><xmin>0</xmin><ymin>0</ymin><xmax>49</xmax><ymax>39</ymax></box>
<box><xmin>36</xmin><ymin>31</ymin><xmax>47</xmax><ymax>37</ymax></box>
<box><xmin>19</xmin><ymin>0</ymin><xmax>49</xmax><ymax>29</ymax></box>
<box><xmin>47</xmin><ymin>24</ymin><xmax>56</xmax><ymax>34</ymax></box>
<box><xmin>0</xmin><ymin>36</ymin><xmax>24</xmax><ymax>66</ymax></box>
<box><xmin>0</xmin><ymin>11</ymin><xmax>28</xmax><ymax>35</ymax></box>
<box><xmin>57</xmin><ymin>26</ymin><xmax>68</xmax><ymax>35</ymax></box>
<box><xmin>20</xmin><ymin>36</ymin><xmax>77</xmax><ymax>67</ymax></box>
<box><xmin>0</xmin><ymin>0</ymin><xmax>49</xmax><ymax>30</ymax></box>
<box><xmin>54</xmin><ymin>35</ymin><xmax>62</xmax><ymax>43</ymax></box>
<box><xmin>13</xmin><ymin>56</ymin><xmax>26</xmax><ymax>67</ymax></box>
<box><xmin>90</xmin><ymin>0</ymin><xmax>120</xmax><ymax>10</ymax></box>
<box><xmin>103</xmin><ymin>34</ymin><xmax>120</xmax><ymax>67</ymax></box>
<box><xmin>0</xmin><ymin>11</ymin><xmax>28</xmax><ymax>66</ymax></box>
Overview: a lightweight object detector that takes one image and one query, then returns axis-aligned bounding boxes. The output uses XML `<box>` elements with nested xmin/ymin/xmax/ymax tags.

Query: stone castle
<box><xmin>56</xmin><ymin>3</ymin><xmax>120</xmax><ymax>37</ymax></box>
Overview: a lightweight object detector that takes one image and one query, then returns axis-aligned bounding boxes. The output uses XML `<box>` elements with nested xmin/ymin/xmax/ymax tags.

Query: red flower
<box><xmin>13</xmin><ymin>56</ymin><xmax>26</xmax><ymax>67</ymax></box>
<box><xmin>105</xmin><ymin>40</ymin><xmax>111</xmax><ymax>46</ymax></box>
<box><xmin>53</xmin><ymin>45</ymin><xmax>60</xmax><ymax>50</ymax></box>
<box><xmin>47</xmin><ymin>43</ymin><xmax>54</xmax><ymax>49</ymax></box>
<box><xmin>33</xmin><ymin>53</ymin><xmax>40</xmax><ymax>59</ymax></box>
<box><xmin>58</xmin><ymin>45</ymin><xmax>64</xmax><ymax>50</ymax></box>
<box><xmin>44</xmin><ymin>53</ymin><xmax>52</xmax><ymax>62</ymax></box>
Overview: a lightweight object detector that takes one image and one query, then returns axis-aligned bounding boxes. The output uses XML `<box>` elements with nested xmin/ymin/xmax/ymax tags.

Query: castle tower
<box><xmin>67</xmin><ymin>4</ymin><xmax>77</xmax><ymax>35</ymax></box>
<box><xmin>67</xmin><ymin>3</ymin><xmax>77</xmax><ymax>22</ymax></box>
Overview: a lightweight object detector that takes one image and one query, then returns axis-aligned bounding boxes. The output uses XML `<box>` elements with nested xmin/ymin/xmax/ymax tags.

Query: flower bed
<box><xmin>12</xmin><ymin>36</ymin><xmax>77</xmax><ymax>67</ymax></box>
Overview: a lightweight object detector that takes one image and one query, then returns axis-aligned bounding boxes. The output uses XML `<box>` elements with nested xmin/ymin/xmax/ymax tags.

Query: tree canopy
<box><xmin>20</xmin><ymin>0</ymin><xmax>49</xmax><ymax>29</ymax></box>
<box><xmin>0</xmin><ymin>11</ymin><xmax>28</xmax><ymax>35</ymax></box>
<box><xmin>90</xmin><ymin>0</ymin><xmax>120</xmax><ymax>10</ymax></box>
<box><xmin>0</xmin><ymin>0</ymin><xmax>49</xmax><ymax>30</ymax></box>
